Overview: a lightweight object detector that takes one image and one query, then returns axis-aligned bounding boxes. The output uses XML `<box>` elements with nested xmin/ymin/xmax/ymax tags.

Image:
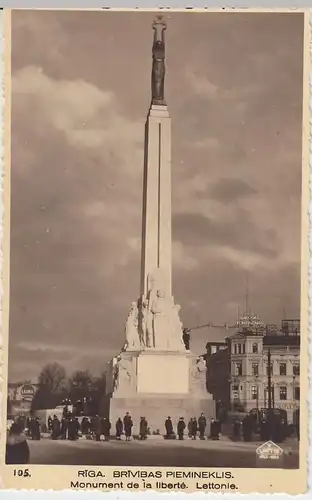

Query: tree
<box><xmin>68</xmin><ymin>370</ymin><xmax>107</xmax><ymax>416</ymax></box>
<box><xmin>38</xmin><ymin>362</ymin><xmax>67</xmax><ymax>393</ymax></box>
<box><xmin>69</xmin><ymin>370</ymin><xmax>93</xmax><ymax>399</ymax></box>
<box><xmin>31</xmin><ymin>362</ymin><xmax>68</xmax><ymax>411</ymax></box>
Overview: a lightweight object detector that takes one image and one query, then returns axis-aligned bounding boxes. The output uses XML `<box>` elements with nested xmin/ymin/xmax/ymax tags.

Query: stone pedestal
<box><xmin>106</xmin><ymin>350</ymin><xmax>215</xmax><ymax>436</ymax></box>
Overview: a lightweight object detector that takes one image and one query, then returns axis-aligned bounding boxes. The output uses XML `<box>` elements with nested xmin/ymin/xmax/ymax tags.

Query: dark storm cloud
<box><xmin>173</xmin><ymin>211</ymin><xmax>278</xmax><ymax>257</ymax></box>
<box><xmin>8</xmin><ymin>10</ymin><xmax>303</xmax><ymax>381</ymax></box>
<box><xmin>208</xmin><ymin>178</ymin><xmax>257</xmax><ymax>203</ymax></box>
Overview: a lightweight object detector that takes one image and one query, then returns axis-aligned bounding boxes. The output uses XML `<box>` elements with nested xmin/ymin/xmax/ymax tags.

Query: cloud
<box><xmin>185</xmin><ymin>66</ymin><xmax>219</xmax><ymax>99</ymax></box>
<box><xmin>12</xmin><ymin>65</ymin><xmax>143</xmax><ymax>168</ymax></box>
<box><xmin>172</xmin><ymin>241</ymin><xmax>199</xmax><ymax>271</ymax></box>
<box><xmin>209</xmin><ymin>178</ymin><xmax>258</xmax><ymax>203</ymax></box>
<box><xmin>192</xmin><ymin>137</ymin><xmax>220</xmax><ymax>150</ymax></box>
<box><xmin>173</xmin><ymin>211</ymin><xmax>279</xmax><ymax>259</ymax></box>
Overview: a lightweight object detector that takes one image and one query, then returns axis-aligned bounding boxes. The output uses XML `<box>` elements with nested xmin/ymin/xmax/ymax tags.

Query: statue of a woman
<box><xmin>151</xmin><ymin>17</ymin><xmax>167</xmax><ymax>105</ymax></box>
<box><xmin>171</xmin><ymin>304</ymin><xmax>186</xmax><ymax>350</ymax></box>
<box><xmin>151</xmin><ymin>289</ymin><xmax>168</xmax><ymax>349</ymax></box>
<box><xmin>125</xmin><ymin>302</ymin><xmax>140</xmax><ymax>350</ymax></box>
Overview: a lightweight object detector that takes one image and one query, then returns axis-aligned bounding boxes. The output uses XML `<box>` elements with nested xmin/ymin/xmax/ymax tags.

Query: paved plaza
<box><xmin>27</xmin><ymin>437</ymin><xmax>299</xmax><ymax>468</ymax></box>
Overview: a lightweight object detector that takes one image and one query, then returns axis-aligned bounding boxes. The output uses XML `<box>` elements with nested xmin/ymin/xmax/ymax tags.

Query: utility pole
<box><xmin>267</xmin><ymin>349</ymin><xmax>272</xmax><ymax>411</ymax></box>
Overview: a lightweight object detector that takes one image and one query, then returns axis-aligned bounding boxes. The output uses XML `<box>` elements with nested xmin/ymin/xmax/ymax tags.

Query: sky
<box><xmin>9</xmin><ymin>10</ymin><xmax>304</xmax><ymax>382</ymax></box>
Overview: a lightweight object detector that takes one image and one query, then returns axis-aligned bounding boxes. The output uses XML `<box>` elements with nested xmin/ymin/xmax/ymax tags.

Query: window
<box><xmin>279</xmin><ymin>386</ymin><xmax>287</xmax><ymax>400</ymax></box>
<box><xmin>234</xmin><ymin>344</ymin><xmax>237</xmax><ymax>354</ymax></box>
<box><xmin>235</xmin><ymin>362</ymin><xmax>242</xmax><ymax>376</ymax></box>
<box><xmin>294</xmin><ymin>387</ymin><xmax>300</xmax><ymax>400</ymax></box>
<box><xmin>237</xmin><ymin>344</ymin><xmax>242</xmax><ymax>354</ymax></box>
<box><xmin>252</xmin><ymin>363</ymin><xmax>259</xmax><ymax>376</ymax></box>
<box><xmin>251</xmin><ymin>386</ymin><xmax>258</xmax><ymax>399</ymax></box>
<box><xmin>232</xmin><ymin>384</ymin><xmax>239</xmax><ymax>391</ymax></box>
<box><xmin>252</xmin><ymin>343</ymin><xmax>258</xmax><ymax>353</ymax></box>
<box><xmin>242</xmin><ymin>344</ymin><xmax>245</xmax><ymax>354</ymax></box>
<box><xmin>279</xmin><ymin>363</ymin><xmax>287</xmax><ymax>376</ymax></box>
<box><xmin>293</xmin><ymin>364</ymin><xmax>300</xmax><ymax>376</ymax></box>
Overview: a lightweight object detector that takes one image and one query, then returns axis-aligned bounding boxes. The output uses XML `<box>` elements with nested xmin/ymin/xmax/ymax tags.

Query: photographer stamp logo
<box><xmin>256</xmin><ymin>441</ymin><xmax>284</xmax><ymax>460</ymax></box>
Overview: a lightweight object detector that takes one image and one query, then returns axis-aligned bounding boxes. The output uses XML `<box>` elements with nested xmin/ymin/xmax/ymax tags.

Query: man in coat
<box><xmin>198</xmin><ymin>413</ymin><xmax>207</xmax><ymax>440</ymax></box>
<box><xmin>116</xmin><ymin>418</ymin><xmax>123</xmax><ymax>439</ymax></box>
<box><xmin>165</xmin><ymin>416</ymin><xmax>173</xmax><ymax>439</ymax></box>
<box><xmin>139</xmin><ymin>417</ymin><xmax>148</xmax><ymax>440</ymax></box>
<box><xmin>123</xmin><ymin>413</ymin><xmax>133</xmax><ymax>441</ymax></box>
<box><xmin>177</xmin><ymin>417</ymin><xmax>186</xmax><ymax>440</ymax></box>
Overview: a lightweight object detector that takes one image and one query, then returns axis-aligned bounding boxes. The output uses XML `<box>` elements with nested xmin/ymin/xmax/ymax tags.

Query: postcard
<box><xmin>0</xmin><ymin>8</ymin><xmax>309</xmax><ymax>493</ymax></box>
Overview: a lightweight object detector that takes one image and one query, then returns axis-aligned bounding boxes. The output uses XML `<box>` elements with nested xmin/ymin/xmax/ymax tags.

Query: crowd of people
<box><xmin>8</xmin><ymin>411</ymin><xmax>222</xmax><ymax>443</ymax></box>
<box><xmin>9</xmin><ymin>409</ymin><xmax>296</xmax><ymax>445</ymax></box>
<box><xmin>45</xmin><ymin>412</ymin><xmax>217</xmax><ymax>441</ymax></box>
<box><xmin>232</xmin><ymin>412</ymin><xmax>299</xmax><ymax>443</ymax></box>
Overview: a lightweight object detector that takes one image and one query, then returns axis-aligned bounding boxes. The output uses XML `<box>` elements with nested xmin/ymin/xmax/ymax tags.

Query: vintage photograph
<box><xmin>1</xmin><ymin>8</ymin><xmax>308</xmax><ymax>486</ymax></box>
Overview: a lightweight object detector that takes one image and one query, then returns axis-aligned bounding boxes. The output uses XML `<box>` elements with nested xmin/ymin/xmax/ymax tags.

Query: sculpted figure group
<box><xmin>123</xmin><ymin>271</ymin><xmax>185</xmax><ymax>352</ymax></box>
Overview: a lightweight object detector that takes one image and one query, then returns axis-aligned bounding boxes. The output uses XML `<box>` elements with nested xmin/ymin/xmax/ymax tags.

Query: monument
<box><xmin>105</xmin><ymin>16</ymin><xmax>215</xmax><ymax>435</ymax></box>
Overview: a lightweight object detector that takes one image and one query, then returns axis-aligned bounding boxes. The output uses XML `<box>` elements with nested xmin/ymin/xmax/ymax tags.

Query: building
<box><xmin>7</xmin><ymin>381</ymin><xmax>39</xmax><ymax>417</ymax></box>
<box><xmin>205</xmin><ymin>317</ymin><xmax>300</xmax><ymax>424</ymax></box>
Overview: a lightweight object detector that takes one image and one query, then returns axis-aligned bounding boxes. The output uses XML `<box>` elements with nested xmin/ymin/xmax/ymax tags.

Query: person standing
<box><xmin>187</xmin><ymin>418</ymin><xmax>193</xmax><ymax>438</ymax></box>
<box><xmin>191</xmin><ymin>417</ymin><xmax>198</xmax><ymax>440</ymax></box>
<box><xmin>165</xmin><ymin>416</ymin><xmax>173</xmax><ymax>439</ymax></box>
<box><xmin>51</xmin><ymin>415</ymin><xmax>60</xmax><ymax>440</ymax></box>
<box><xmin>48</xmin><ymin>416</ymin><xmax>53</xmax><ymax>432</ymax></box>
<box><xmin>34</xmin><ymin>418</ymin><xmax>41</xmax><ymax>440</ymax></box>
<box><xmin>177</xmin><ymin>417</ymin><xmax>186</xmax><ymax>440</ymax></box>
<box><xmin>60</xmin><ymin>416</ymin><xmax>68</xmax><ymax>440</ymax></box>
<box><xmin>94</xmin><ymin>415</ymin><xmax>102</xmax><ymax>442</ymax></box>
<box><xmin>233</xmin><ymin>419</ymin><xmax>241</xmax><ymax>441</ymax></box>
<box><xmin>29</xmin><ymin>418</ymin><xmax>35</xmax><ymax>440</ymax></box>
<box><xmin>198</xmin><ymin>413</ymin><xmax>207</xmax><ymax>440</ymax></box>
<box><xmin>116</xmin><ymin>417</ymin><xmax>123</xmax><ymax>440</ymax></box>
<box><xmin>74</xmin><ymin>417</ymin><xmax>80</xmax><ymax>440</ymax></box>
<box><xmin>67</xmin><ymin>417</ymin><xmax>75</xmax><ymax>440</ymax></box>
<box><xmin>123</xmin><ymin>413</ymin><xmax>133</xmax><ymax>441</ymax></box>
<box><xmin>242</xmin><ymin>415</ymin><xmax>253</xmax><ymax>442</ymax></box>
<box><xmin>6</xmin><ymin>423</ymin><xmax>30</xmax><ymax>465</ymax></box>
<box><xmin>102</xmin><ymin>417</ymin><xmax>111</xmax><ymax>441</ymax></box>
<box><xmin>139</xmin><ymin>417</ymin><xmax>148</xmax><ymax>440</ymax></box>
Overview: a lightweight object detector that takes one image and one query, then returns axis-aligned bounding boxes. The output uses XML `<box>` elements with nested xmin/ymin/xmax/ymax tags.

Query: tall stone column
<box><xmin>140</xmin><ymin>104</ymin><xmax>172</xmax><ymax>300</ymax></box>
